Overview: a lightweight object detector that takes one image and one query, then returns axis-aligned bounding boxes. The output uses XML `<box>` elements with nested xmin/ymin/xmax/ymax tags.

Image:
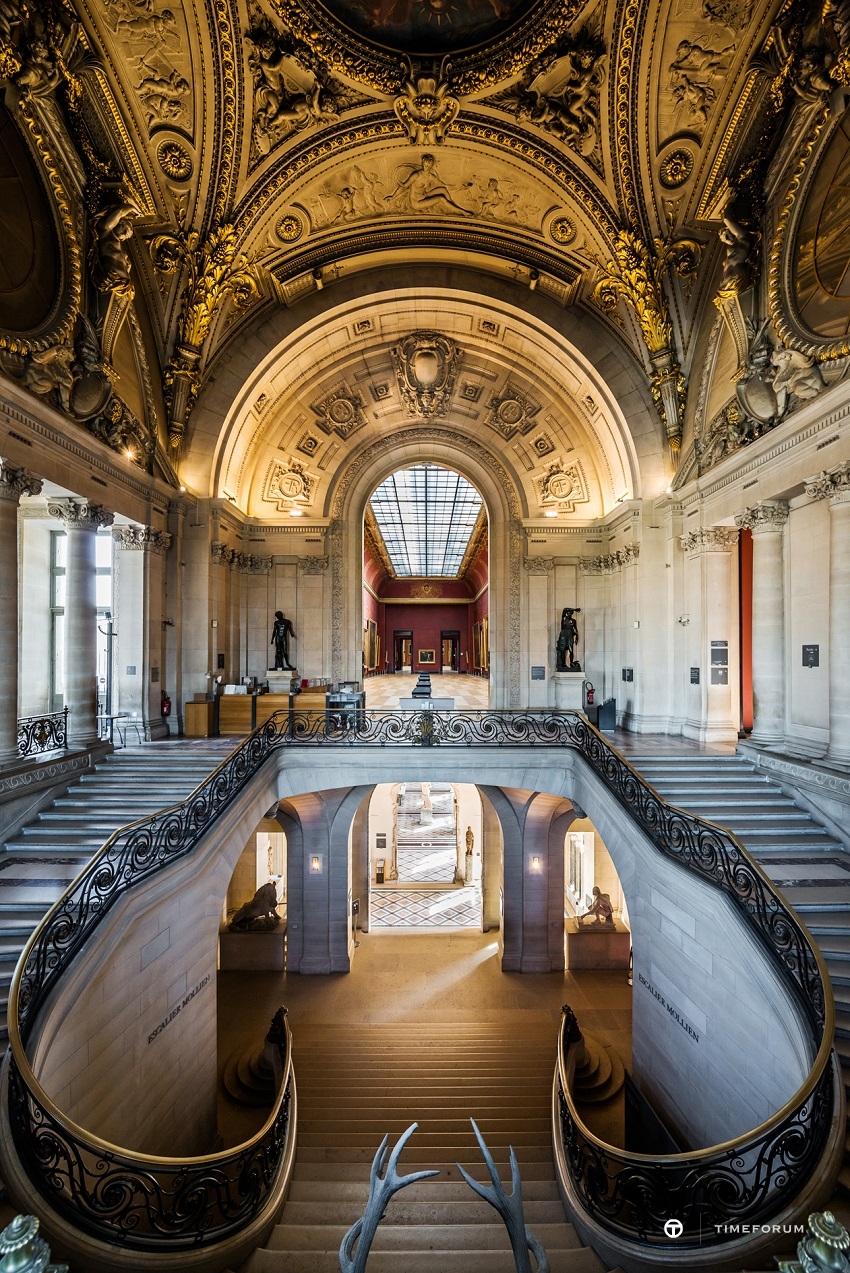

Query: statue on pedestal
<box><xmin>271</xmin><ymin>610</ymin><xmax>296</xmax><ymax>670</ymax></box>
<box><xmin>229</xmin><ymin>882</ymin><xmax>280</xmax><ymax>931</ymax></box>
<box><xmin>577</xmin><ymin>885</ymin><xmax>614</xmax><ymax>927</ymax></box>
<box><xmin>556</xmin><ymin>607</ymin><xmax>582</xmax><ymax>671</ymax></box>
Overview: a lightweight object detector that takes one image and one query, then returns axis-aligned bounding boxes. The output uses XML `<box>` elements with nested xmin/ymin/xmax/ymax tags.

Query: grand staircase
<box><xmin>627</xmin><ymin>752</ymin><xmax>850</xmax><ymax>1192</ymax></box>
<box><xmin>243</xmin><ymin>1021</ymin><xmax>622</xmax><ymax>1272</ymax></box>
<box><xmin>0</xmin><ymin>742</ymin><xmax>227</xmax><ymax>1051</ymax></box>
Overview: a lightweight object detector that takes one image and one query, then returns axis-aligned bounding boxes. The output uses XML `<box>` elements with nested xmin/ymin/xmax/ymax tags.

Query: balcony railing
<box><xmin>5</xmin><ymin>708</ymin><xmax>834</xmax><ymax>1255</ymax></box>
<box><xmin>17</xmin><ymin>708</ymin><xmax>68</xmax><ymax>758</ymax></box>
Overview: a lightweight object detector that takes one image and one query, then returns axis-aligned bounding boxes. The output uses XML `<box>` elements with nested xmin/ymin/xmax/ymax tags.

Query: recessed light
<box><xmin>545</xmin><ymin>509</ymin><xmax>558</xmax><ymax>518</ymax></box>
<box><xmin>289</xmin><ymin>508</ymin><xmax>304</xmax><ymax>517</ymax></box>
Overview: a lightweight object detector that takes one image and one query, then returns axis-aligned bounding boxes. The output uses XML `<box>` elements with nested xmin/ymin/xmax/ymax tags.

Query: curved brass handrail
<box><xmin>6</xmin><ymin>1007</ymin><xmax>295</xmax><ymax>1250</ymax></box>
<box><xmin>4</xmin><ymin>707</ymin><xmax>834</xmax><ymax>1250</ymax></box>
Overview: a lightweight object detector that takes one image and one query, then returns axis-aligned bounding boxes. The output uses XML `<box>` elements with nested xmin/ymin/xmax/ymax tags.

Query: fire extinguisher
<box><xmin>583</xmin><ymin>680</ymin><xmax>595</xmax><ymax>705</ymax></box>
<box><xmin>161</xmin><ymin>690</ymin><xmax>172</xmax><ymax>718</ymax></box>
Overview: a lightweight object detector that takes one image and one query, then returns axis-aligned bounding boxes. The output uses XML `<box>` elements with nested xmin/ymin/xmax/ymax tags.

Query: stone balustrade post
<box><xmin>735</xmin><ymin>503</ymin><xmax>789</xmax><ymax>749</ymax></box>
<box><xmin>0</xmin><ymin>461</ymin><xmax>43</xmax><ymax>764</ymax></box>
<box><xmin>48</xmin><ymin>499</ymin><xmax>114</xmax><ymax>749</ymax></box>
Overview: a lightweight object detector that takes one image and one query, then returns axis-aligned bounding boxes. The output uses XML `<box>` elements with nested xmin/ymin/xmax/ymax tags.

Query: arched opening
<box><xmin>362</xmin><ymin>461</ymin><xmax>490</xmax><ymax>704</ymax></box>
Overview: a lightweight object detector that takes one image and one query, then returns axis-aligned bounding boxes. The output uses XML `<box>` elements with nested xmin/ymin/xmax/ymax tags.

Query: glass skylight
<box><xmin>368</xmin><ymin>465</ymin><xmax>483</xmax><ymax>577</ymax></box>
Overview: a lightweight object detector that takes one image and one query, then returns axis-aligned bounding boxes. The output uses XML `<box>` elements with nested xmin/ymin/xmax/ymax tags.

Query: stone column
<box><xmin>679</xmin><ymin>527</ymin><xmax>739</xmax><ymax>744</ymax></box>
<box><xmin>735</xmin><ymin>502</ymin><xmax>789</xmax><ymax>748</ymax></box>
<box><xmin>48</xmin><ymin>499</ymin><xmax>114</xmax><ymax>748</ymax></box>
<box><xmin>0</xmin><ymin>461</ymin><xmax>43</xmax><ymax>763</ymax></box>
<box><xmin>806</xmin><ymin>463</ymin><xmax>850</xmax><ymax>764</ymax></box>
<box><xmin>113</xmin><ymin>526</ymin><xmax>173</xmax><ymax>740</ymax></box>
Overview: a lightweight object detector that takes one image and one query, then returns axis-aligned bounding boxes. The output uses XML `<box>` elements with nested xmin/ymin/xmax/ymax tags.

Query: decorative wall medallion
<box><xmin>536</xmin><ymin>459</ymin><xmax>588</xmax><ymax>512</ymax></box>
<box><xmin>530</xmin><ymin>432</ymin><xmax>555</xmax><ymax>456</ymax></box>
<box><xmin>264</xmin><ymin>458</ymin><xmax>314</xmax><ymax>509</ymax></box>
<box><xmin>550</xmin><ymin>215</ymin><xmax>576</xmax><ymax>243</ymax></box>
<box><xmin>485</xmin><ymin>384</ymin><xmax>540</xmax><ymax>438</ymax></box>
<box><xmin>157</xmin><ymin>141</ymin><xmax>193</xmax><ymax>181</ymax></box>
<box><xmin>297</xmin><ymin>432</ymin><xmax>322</xmax><ymax>456</ymax></box>
<box><xmin>391</xmin><ymin>331</ymin><xmax>460</xmax><ymax>417</ymax></box>
<box><xmin>276</xmin><ymin>213</ymin><xmax>303</xmax><ymax>242</ymax></box>
<box><xmin>461</xmin><ymin>381</ymin><xmax>483</xmax><ymax>401</ymax></box>
<box><xmin>659</xmin><ymin>148</ymin><xmax>694</xmax><ymax>188</ymax></box>
<box><xmin>369</xmin><ymin>382</ymin><xmax>390</xmax><ymax>400</ymax></box>
<box><xmin>583</xmin><ymin>394</ymin><xmax>597</xmax><ymax>412</ymax></box>
<box><xmin>312</xmin><ymin>385</ymin><xmax>367</xmax><ymax>438</ymax></box>
<box><xmin>411</xmin><ymin>582</ymin><xmax>443</xmax><ymax>597</ymax></box>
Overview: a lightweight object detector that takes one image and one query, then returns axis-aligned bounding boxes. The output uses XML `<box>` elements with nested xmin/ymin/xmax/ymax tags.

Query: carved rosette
<box><xmin>523</xmin><ymin>557</ymin><xmax>554</xmax><ymax>574</ymax></box>
<box><xmin>47</xmin><ymin>499</ymin><xmax>114</xmax><ymax>532</ymax></box>
<box><xmin>734</xmin><ymin>502</ymin><xmax>789</xmax><ymax>534</ymax></box>
<box><xmin>112</xmin><ymin>526</ymin><xmax>173</xmax><ymax>553</ymax></box>
<box><xmin>579</xmin><ymin>544</ymin><xmax>640</xmax><ymax>574</ymax></box>
<box><xmin>806</xmin><ymin>462</ymin><xmax>850</xmax><ymax>506</ymax></box>
<box><xmin>0</xmin><ymin>461</ymin><xmax>43</xmax><ymax>503</ymax></box>
<box><xmin>299</xmin><ymin>556</ymin><xmax>330</xmax><ymax>575</ymax></box>
<box><xmin>679</xmin><ymin>527</ymin><xmax>739</xmax><ymax>556</ymax></box>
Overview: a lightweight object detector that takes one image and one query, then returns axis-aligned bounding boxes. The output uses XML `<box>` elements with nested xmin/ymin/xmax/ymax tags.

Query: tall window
<box><xmin>49</xmin><ymin>531</ymin><xmax>113</xmax><ymax>711</ymax></box>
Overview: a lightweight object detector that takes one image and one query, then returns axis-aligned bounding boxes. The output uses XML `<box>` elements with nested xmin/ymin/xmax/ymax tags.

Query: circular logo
<box><xmin>497</xmin><ymin>398</ymin><xmax>524</xmax><ymax>426</ymax></box>
<box><xmin>276</xmin><ymin>472</ymin><xmax>305</xmax><ymax>498</ymax></box>
<box><xmin>328</xmin><ymin>398</ymin><xmax>355</xmax><ymax>425</ymax></box>
<box><xmin>664</xmin><ymin>1219</ymin><xmax>684</xmax><ymax>1239</ymax></box>
<box><xmin>548</xmin><ymin>473</ymin><xmax>576</xmax><ymax>500</ymax></box>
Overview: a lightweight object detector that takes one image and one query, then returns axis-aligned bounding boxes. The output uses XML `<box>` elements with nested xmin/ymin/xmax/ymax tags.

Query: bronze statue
<box><xmin>271</xmin><ymin>610</ymin><xmax>296</xmax><ymax>670</ymax></box>
<box><xmin>578</xmin><ymin>885</ymin><xmax>614</xmax><ymax>927</ymax></box>
<box><xmin>556</xmin><ymin>606</ymin><xmax>582</xmax><ymax>672</ymax></box>
<box><xmin>229</xmin><ymin>882</ymin><xmax>280</xmax><ymax>931</ymax></box>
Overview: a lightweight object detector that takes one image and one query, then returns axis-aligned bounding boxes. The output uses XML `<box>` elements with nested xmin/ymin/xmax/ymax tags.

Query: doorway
<box><xmin>441</xmin><ymin>631</ymin><xmax>460</xmax><ymax>672</ymax></box>
<box><xmin>394</xmin><ymin>631</ymin><xmax>412</xmax><ymax>673</ymax></box>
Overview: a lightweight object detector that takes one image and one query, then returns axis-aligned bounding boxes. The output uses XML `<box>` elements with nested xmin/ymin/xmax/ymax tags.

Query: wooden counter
<box><xmin>184</xmin><ymin>701</ymin><xmax>214</xmax><ymax>737</ymax></box>
<box><xmin>255</xmin><ymin>694</ymin><xmax>291</xmax><ymax>727</ymax></box>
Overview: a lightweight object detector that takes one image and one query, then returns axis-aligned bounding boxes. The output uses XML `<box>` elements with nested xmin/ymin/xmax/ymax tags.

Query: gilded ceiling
<box><xmin>0</xmin><ymin>0</ymin><xmax>849</xmax><ymax>505</ymax></box>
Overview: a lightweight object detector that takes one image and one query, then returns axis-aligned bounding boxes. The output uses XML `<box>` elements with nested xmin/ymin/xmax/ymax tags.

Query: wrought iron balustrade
<box><xmin>5</xmin><ymin>707</ymin><xmax>834</xmax><ymax>1253</ymax></box>
<box><xmin>17</xmin><ymin>708</ymin><xmax>68</xmax><ymax>758</ymax></box>
<box><xmin>555</xmin><ymin>1006</ymin><xmax>834</xmax><ymax>1247</ymax></box>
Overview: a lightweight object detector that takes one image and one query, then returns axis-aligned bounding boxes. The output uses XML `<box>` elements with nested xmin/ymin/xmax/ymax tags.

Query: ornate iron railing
<box><xmin>555</xmin><ymin>1007</ymin><xmax>834</xmax><ymax>1247</ymax></box>
<box><xmin>17</xmin><ymin>708</ymin><xmax>68</xmax><ymax>758</ymax></box>
<box><xmin>7</xmin><ymin>1008</ymin><xmax>294</xmax><ymax>1250</ymax></box>
<box><xmin>5</xmin><ymin>707</ymin><xmax>834</xmax><ymax>1252</ymax></box>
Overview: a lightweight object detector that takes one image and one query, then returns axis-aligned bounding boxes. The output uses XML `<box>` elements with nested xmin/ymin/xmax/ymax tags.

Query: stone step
<box><xmin>296</xmin><ymin>1133</ymin><xmax>552</xmax><ymax>1149</ymax></box>
<box><xmin>266</xmin><ymin>1221</ymin><xmax>584</xmax><ymax>1251</ymax></box>
<box><xmin>287</xmin><ymin>1180</ymin><xmax>561</xmax><ymax>1203</ymax></box>
<box><xmin>280</xmin><ymin>1200</ymin><xmax>568</xmax><ymax>1226</ymax></box>
<box><xmin>289</xmin><ymin>1161</ymin><xmax>556</xmax><ymax>1181</ymax></box>
<box><xmin>294</xmin><ymin>1145</ymin><xmax>557</xmax><ymax>1164</ymax></box>
<box><xmin>245</xmin><ymin>1248</ymin><xmax>606</xmax><ymax>1273</ymax></box>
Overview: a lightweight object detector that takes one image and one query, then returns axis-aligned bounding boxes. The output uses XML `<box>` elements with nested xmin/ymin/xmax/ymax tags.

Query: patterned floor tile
<box><xmin>370</xmin><ymin>886</ymin><xmax>481</xmax><ymax>928</ymax></box>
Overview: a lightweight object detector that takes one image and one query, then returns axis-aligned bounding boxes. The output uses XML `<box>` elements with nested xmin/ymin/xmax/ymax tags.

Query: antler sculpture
<box><xmin>339</xmin><ymin>1122</ymin><xmax>439</xmax><ymax>1273</ymax></box>
<box><xmin>456</xmin><ymin>1118</ymin><xmax>550</xmax><ymax>1273</ymax></box>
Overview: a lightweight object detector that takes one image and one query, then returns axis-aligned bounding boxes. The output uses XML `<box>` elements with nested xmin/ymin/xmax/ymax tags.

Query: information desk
<box><xmin>184</xmin><ymin>701</ymin><xmax>214</xmax><ymax>738</ymax></box>
<box><xmin>218</xmin><ymin>693</ymin><xmax>290</xmax><ymax>734</ymax></box>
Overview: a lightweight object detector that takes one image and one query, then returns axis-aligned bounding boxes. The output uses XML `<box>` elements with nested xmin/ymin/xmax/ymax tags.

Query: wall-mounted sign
<box><xmin>710</xmin><ymin>667</ymin><xmax>728</xmax><ymax>685</ymax></box>
<box><xmin>622</xmin><ymin>668</ymin><xmax>634</xmax><ymax>682</ymax></box>
<box><xmin>802</xmin><ymin>645</ymin><xmax>820</xmax><ymax>668</ymax></box>
<box><xmin>531</xmin><ymin>666</ymin><xmax>545</xmax><ymax>680</ymax></box>
<box><xmin>690</xmin><ymin>667</ymin><xmax>700</xmax><ymax>685</ymax></box>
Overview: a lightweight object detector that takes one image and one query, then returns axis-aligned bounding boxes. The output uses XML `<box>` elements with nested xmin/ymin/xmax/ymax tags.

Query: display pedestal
<box><xmin>553</xmin><ymin>671</ymin><xmax>584</xmax><ymax>710</ymax></box>
<box><xmin>267</xmin><ymin>670</ymin><xmax>297</xmax><ymax>694</ymax></box>
<box><xmin>219</xmin><ymin>927</ymin><xmax>286</xmax><ymax>971</ymax></box>
<box><xmin>398</xmin><ymin>697</ymin><xmax>455</xmax><ymax>710</ymax></box>
<box><xmin>565</xmin><ymin>919</ymin><xmax>630</xmax><ymax>969</ymax></box>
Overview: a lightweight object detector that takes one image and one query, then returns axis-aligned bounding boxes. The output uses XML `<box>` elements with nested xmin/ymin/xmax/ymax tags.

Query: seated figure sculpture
<box><xmin>229</xmin><ymin>881</ymin><xmax>280</xmax><ymax>931</ymax></box>
<box><xmin>578</xmin><ymin>885</ymin><xmax>614</xmax><ymax>927</ymax></box>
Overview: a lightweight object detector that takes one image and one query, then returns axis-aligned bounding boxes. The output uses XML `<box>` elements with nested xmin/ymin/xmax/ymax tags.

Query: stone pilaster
<box><xmin>735</xmin><ymin>502</ymin><xmax>789</xmax><ymax>749</ymax></box>
<box><xmin>48</xmin><ymin>499</ymin><xmax>114</xmax><ymax>748</ymax></box>
<box><xmin>806</xmin><ymin>463</ymin><xmax>850</xmax><ymax>764</ymax></box>
<box><xmin>0</xmin><ymin>461</ymin><xmax>43</xmax><ymax>763</ymax></box>
<box><xmin>680</xmin><ymin>527</ymin><xmax>739</xmax><ymax>744</ymax></box>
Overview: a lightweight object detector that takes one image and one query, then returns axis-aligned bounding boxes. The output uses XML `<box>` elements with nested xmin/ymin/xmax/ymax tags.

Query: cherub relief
<box><xmin>134</xmin><ymin>57</ymin><xmax>190</xmax><ymax>125</ymax></box>
<box><xmin>668</xmin><ymin>37</ymin><xmax>735</xmax><ymax>125</ymax></box>
<box><xmin>246</xmin><ymin>21</ymin><xmax>339</xmax><ymax>155</ymax></box>
<box><xmin>106</xmin><ymin>0</ymin><xmax>181</xmax><ymax>49</ymax></box>
<box><xmin>514</xmin><ymin>25</ymin><xmax>606</xmax><ymax>157</ymax></box>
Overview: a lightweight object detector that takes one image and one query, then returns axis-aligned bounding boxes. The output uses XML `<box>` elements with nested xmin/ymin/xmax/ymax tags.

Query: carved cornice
<box><xmin>298</xmin><ymin>556</ymin><xmax>329</xmax><ymax>575</ymax></box>
<box><xmin>579</xmin><ymin>544</ymin><xmax>640</xmax><ymax>574</ymax></box>
<box><xmin>47</xmin><ymin>499</ymin><xmax>114</xmax><ymax>532</ymax></box>
<box><xmin>805</xmin><ymin>462</ymin><xmax>850</xmax><ymax>505</ymax></box>
<box><xmin>112</xmin><ymin>526</ymin><xmax>172</xmax><ymax>554</ymax></box>
<box><xmin>0</xmin><ymin>461</ymin><xmax>43</xmax><ymax>504</ymax></box>
<box><xmin>734</xmin><ymin>502</ymin><xmax>790</xmax><ymax>533</ymax></box>
<box><xmin>523</xmin><ymin>557</ymin><xmax>554</xmax><ymax>574</ymax></box>
<box><xmin>679</xmin><ymin>527</ymin><xmax>739</xmax><ymax>556</ymax></box>
<box><xmin>210</xmin><ymin>541</ymin><xmax>273</xmax><ymax>573</ymax></box>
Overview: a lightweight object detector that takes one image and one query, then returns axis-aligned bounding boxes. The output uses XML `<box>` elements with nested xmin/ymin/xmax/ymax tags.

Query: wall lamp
<box><xmin>530</xmin><ymin>855</ymin><xmax>542</xmax><ymax>872</ymax></box>
<box><xmin>310</xmin><ymin>855</ymin><xmax>322</xmax><ymax>873</ymax></box>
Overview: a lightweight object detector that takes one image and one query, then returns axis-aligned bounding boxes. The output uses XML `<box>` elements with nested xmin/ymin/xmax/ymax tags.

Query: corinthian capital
<box><xmin>680</xmin><ymin>527</ymin><xmax>739</xmax><ymax>556</ymax></box>
<box><xmin>0</xmin><ymin>459</ymin><xmax>43</xmax><ymax>503</ymax></box>
<box><xmin>47</xmin><ymin>499</ymin><xmax>114</xmax><ymax>532</ymax></box>
<box><xmin>112</xmin><ymin>526</ymin><xmax>172</xmax><ymax>554</ymax></box>
<box><xmin>734</xmin><ymin>502</ymin><xmax>789</xmax><ymax>533</ymax></box>
<box><xmin>805</xmin><ymin>462</ymin><xmax>850</xmax><ymax>504</ymax></box>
